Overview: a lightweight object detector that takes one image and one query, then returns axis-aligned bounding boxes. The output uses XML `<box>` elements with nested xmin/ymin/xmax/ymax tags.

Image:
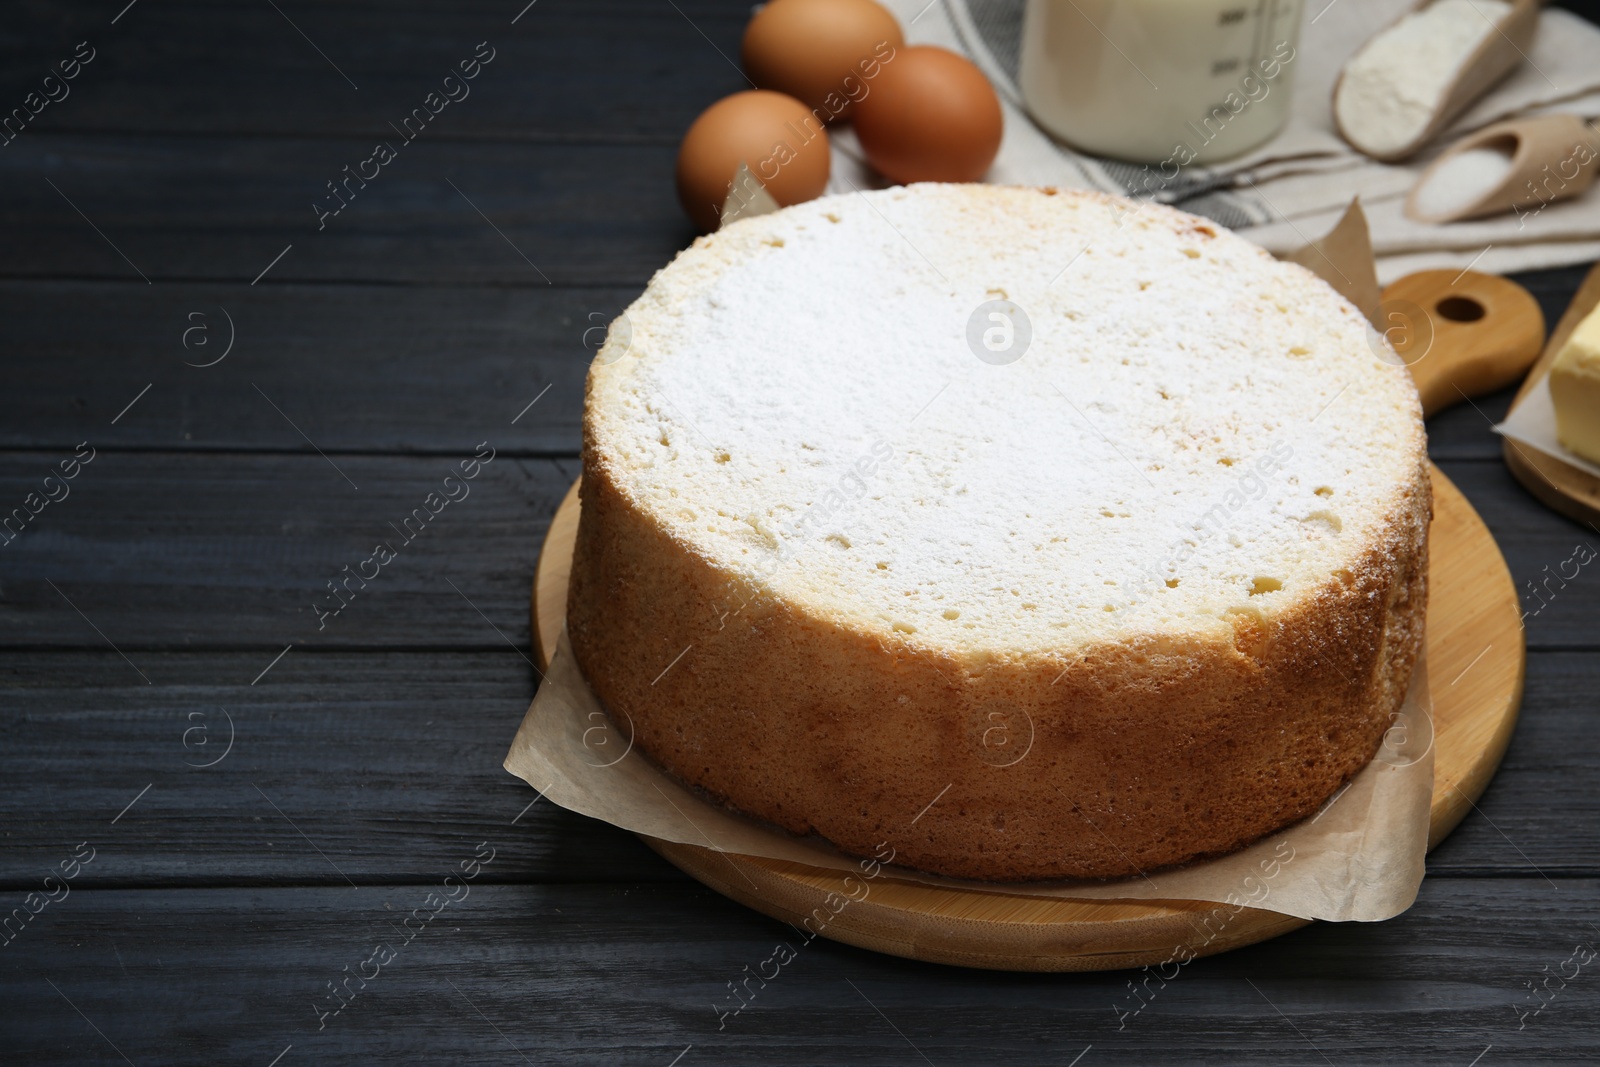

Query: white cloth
<box><xmin>830</xmin><ymin>0</ymin><xmax>1600</xmax><ymax>282</ymax></box>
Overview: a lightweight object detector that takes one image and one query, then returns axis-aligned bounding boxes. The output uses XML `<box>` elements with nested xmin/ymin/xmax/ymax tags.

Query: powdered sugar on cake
<box><xmin>587</xmin><ymin>185</ymin><xmax>1424</xmax><ymax>655</ymax></box>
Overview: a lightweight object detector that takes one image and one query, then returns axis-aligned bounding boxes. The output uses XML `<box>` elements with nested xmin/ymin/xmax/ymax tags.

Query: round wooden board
<box><xmin>531</xmin><ymin>467</ymin><xmax>1524</xmax><ymax>971</ymax></box>
<box><xmin>1502</xmin><ymin>261</ymin><xmax>1600</xmax><ymax>526</ymax></box>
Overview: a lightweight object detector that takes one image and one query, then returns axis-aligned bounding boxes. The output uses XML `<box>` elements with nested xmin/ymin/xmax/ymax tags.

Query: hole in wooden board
<box><xmin>1435</xmin><ymin>296</ymin><xmax>1485</xmax><ymax>323</ymax></box>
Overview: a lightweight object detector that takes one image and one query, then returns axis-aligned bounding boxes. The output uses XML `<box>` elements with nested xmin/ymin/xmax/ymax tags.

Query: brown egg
<box><xmin>742</xmin><ymin>0</ymin><xmax>903</xmax><ymax>122</ymax></box>
<box><xmin>853</xmin><ymin>46</ymin><xmax>1003</xmax><ymax>184</ymax></box>
<box><xmin>676</xmin><ymin>90</ymin><xmax>830</xmax><ymax>232</ymax></box>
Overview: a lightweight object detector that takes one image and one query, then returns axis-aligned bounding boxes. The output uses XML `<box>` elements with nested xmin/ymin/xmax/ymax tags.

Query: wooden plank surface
<box><xmin>0</xmin><ymin>135</ymin><xmax>689</xmax><ymax>285</ymax></box>
<box><xmin>3</xmin><ymin>881</ymin><xmax>1597</xmax><ymax>1065</ymax></box>
<box><xmin>0</xmin><ymin>281</ymin><xmax>612</xmax><ymax>453</ymax></box>
<box><xmin>0</xmin><ymin>0</ymin><xmax>1597</xmax><ymax>1057</ymax></box>
<box><xmin>0</xmin><ymin>650</ymin><xmax>681</xmax><ymax>887</ymax></box>
<box><xmin>0</xmin><ymin>0</ymin><xmax>749</xmax><ymax>141</ymax></box>
<box><xmin>0</xmin><ymin>452</ymin><xmax>572</xmax><ymax>648</ymax></box>
<box><xmin>1428</xmin><ymin>383</ymin><xmax>1521</xmax><ymax>459</ymax></box>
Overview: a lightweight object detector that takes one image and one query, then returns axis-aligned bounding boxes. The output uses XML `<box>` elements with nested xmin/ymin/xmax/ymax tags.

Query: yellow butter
<box><xmin>1551</xmin><ymin>304</ymin><xmax>1600</xmax><ymax>466</ymax></box>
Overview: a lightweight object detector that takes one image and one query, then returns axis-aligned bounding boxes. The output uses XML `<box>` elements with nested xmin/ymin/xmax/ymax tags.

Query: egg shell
<box><xmin>853</xmin><ymin>45</ymin><xmax>1003</xmax><ymax>184</ymax></box>
<box><xmin>742</xmin><ymin>0</ymin><xmax>904</xmax><ymax>121</ymax></box>
<box><xmin>676</xmin><ymin>90</ymin><xmax>831</xmax><ymax>232</ymax></box>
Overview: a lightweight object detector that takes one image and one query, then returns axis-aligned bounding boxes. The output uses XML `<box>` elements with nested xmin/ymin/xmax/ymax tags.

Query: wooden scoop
<box><xmin>1379</xmin><ymin>268</ymin><xmax>1545</xmax><ymax>417</ymax></box>
<box><xmin>1333</xmin><ymin>0</ymin><xmax>1542</xmax><ymax>164</ymax></box>
<box><xmin>1405</xmin><ymin>113</ymin><xmax>1600</xmax><ymax>223</ymax></box>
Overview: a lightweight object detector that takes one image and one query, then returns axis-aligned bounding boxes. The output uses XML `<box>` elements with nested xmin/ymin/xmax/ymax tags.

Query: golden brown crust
<box><xmin>567</xmin><ymin>433</ymin><xmax>1432</xmax><ymax>883</ymax></box>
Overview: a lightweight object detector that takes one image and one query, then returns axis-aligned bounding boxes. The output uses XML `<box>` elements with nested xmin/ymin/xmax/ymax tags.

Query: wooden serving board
<box><xmin>1502</xmin><ymin>261</ymin><xmax>1600</xmax><ymax>526</ymax></box>
<box><xmin>531</xmin><ymin>466</ymin><xmax>1525</xmax><ymax>971</ymax></box>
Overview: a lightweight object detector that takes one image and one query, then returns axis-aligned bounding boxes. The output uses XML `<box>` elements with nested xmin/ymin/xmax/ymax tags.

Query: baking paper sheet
<box><xmin>506</xmin><ymin>630</ymin><xmax>1433</xmax><ymax>923</ymax></box>
<box><xmin>1495</xmin><ymin>374</ymin><xmax>1600</xmax><ymax>480</ymax></box>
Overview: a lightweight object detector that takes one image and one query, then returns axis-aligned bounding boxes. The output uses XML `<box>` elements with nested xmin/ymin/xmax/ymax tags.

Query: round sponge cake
<box><xmin>569</xmin><ymin>184</ymin><xmax>1429</xmax><ymax>882</ymax></box>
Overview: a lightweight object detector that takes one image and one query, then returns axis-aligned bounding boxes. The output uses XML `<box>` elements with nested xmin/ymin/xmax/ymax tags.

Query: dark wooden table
<box><xmin>2</xmin><ymin>2</ymin><xmax>1597</xmax><ymax>1063</ymax></box>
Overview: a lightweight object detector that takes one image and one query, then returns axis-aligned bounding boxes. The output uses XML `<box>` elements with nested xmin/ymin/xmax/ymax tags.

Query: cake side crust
<box><xmin>566</xmin><ymin>443</ymin><xmax>1431</xmax><ymax>882</ymax></box>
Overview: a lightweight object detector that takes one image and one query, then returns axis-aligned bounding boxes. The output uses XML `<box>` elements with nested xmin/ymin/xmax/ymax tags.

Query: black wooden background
<box><xmin>1</xmin><ymin>2</ymin><xmax>1598</xmax><ymax>1064</ymax></box>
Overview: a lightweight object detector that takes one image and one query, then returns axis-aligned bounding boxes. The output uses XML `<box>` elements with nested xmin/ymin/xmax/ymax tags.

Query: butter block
<box><xmin>1550</xmin><ymin>303</ymin><xmax>1600</xmax><ymax>465</ymax></box>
